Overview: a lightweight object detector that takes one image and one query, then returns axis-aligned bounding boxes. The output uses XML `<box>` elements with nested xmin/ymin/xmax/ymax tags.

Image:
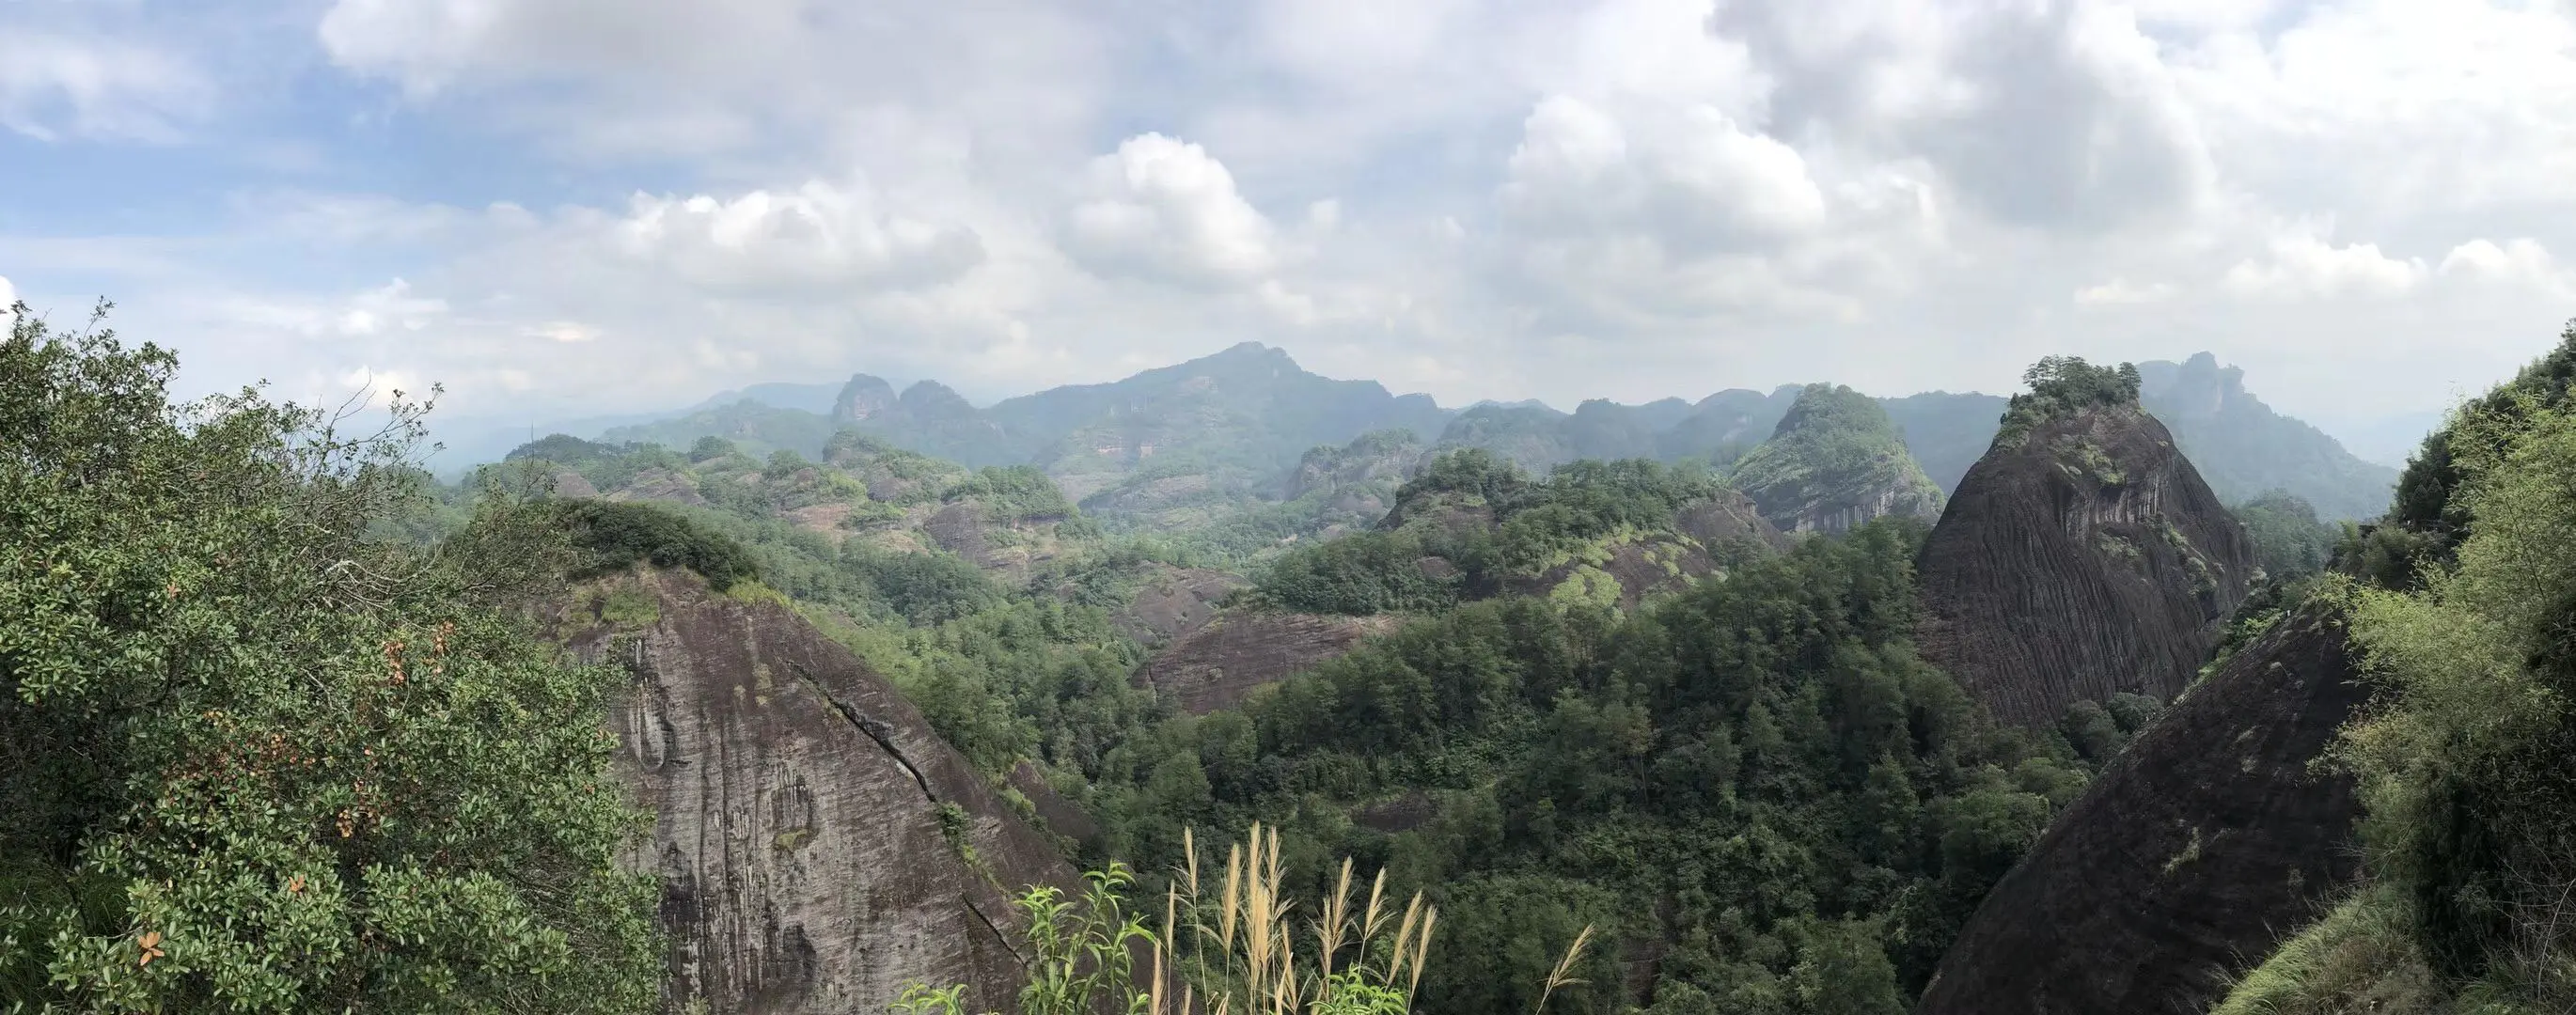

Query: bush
<box><xmin>948</xmin><ymin>465</ymin><xmax>1077</xmax><ymax>523</ymax></box>
<box><xmin>557</xmin><ymin>499</ymin><xmax>762</xmax><ymax>590</ymax></box>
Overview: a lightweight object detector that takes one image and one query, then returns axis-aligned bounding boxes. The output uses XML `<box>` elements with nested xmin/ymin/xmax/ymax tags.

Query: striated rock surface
<box><xmin>1729</xmin><ymin>383</ymin><xmax>1945</xmax><ymax>535</ymax></box>
<box><xmin>1108</xmin><ymin>565</ymin><xmax>1250</xmax><ymax>646</ymax></box>
<box><xmin>1914</xmin><ymin>602</ymin><xmax>2366</xmax><ymax>1015</ymax></box>
<box><xmin>1674</xmin><ymin>489</ymin><xmax>1797</xmax><ymax>553</ymax></box>
<box><xmin>1133</xmin><ymin>610</ymin><xmax>1400</xmax><ymax>714</ymax></box>
<box><xmin>570</xmin><ymin>570</ymin><xmax>1078</xmax><ymax>1015</ymax></box>
<box><xmin>1916</xmin><ymin>405</ymin><xmax>2257</xmax><ymax>727</ymax></box>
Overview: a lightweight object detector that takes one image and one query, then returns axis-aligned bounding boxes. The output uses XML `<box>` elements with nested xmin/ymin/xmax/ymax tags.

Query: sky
<box><xmin>5</xmin><ymin>0</ymin><xmax>2575</xmax><ymax>464</ymax></box>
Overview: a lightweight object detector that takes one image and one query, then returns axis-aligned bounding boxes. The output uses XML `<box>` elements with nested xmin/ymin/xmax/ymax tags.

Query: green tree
<box><xmin>0</xmin><ymin>304</ymin><xmax>657</xmax><ymax>1013</ymax></box>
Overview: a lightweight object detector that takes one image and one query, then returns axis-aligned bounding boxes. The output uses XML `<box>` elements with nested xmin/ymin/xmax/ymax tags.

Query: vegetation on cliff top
<box><xmin>1995</xmin><ymin>356</ymin><xmax>2143</xmax><ymax>446</ymax></box>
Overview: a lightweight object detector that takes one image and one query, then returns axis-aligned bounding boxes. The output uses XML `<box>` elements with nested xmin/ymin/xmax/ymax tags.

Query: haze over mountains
<box><xmin>448</xmin><ymin>340</ymin><xmax>2402</xmax><ymax>522</ymax></box>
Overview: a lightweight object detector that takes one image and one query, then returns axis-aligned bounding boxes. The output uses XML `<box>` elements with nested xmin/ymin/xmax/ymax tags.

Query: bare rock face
<box><xmin>553</xmin><ymin>470</ymin><xmax>604</xmax><ymax>500</ymax></box>
<box><xmin>1916</xmin><ymin>406</ymin><xmax>2257</xmax><ymax>727</ymax></box>
<box><xmin>1109</xmin><ymin>565</ymin><xmax>1250</xmax><ymax>646</ymax></box>
<box><xmin>1914</xmin><ymin>602</ymin><xmax>2366</xmax><ymax>1015</ymax></box>
<box><xmin>609</xmin><ymin>468</ymin><xmax>711</xmax><ymax>508</ymax></box>
<box><xmin>572</xmin><ymin>570</ymin><xmax>1078</xmax><ymax>1015</ymax></box>
<box><xmin>832</xmin><ymin>374</ymin><xmax>902</xmax><ymax>423</ymax></box>
<box><xmin>1674</xmin><ymin>491</ymin><xmax>1795</xmax><ymax>553</ymax></box>
<box><xmin>1133</xmin><ymin>610</ymin><xmax>1399</xmax><ymax>714</ymax></box>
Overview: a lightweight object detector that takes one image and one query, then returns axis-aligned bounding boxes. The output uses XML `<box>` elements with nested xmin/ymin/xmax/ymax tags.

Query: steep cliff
<box><xmin>1916</xmin><ymin>402</ymin><xmax>2257</xmax><ymax>727</ymax></box>
<box><xmin>570</xmin><ymin>570</ymin><xmax>1079</xmax><ymax>1015</ymax></box>
<box><xmin>1728</xmin><ymin>383</ymin><xmax>1945</xmax><ymax>534</ymax></box>
<box><xmin>1914</xmin><ymin>602</ymin><xmax>2366</xmax><ymax>1015</ymax></box>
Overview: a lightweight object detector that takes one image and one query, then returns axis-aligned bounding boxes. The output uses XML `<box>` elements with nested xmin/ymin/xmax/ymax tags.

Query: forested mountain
<box><xmin>1726</xmin><ymin>383</ymin><xmax>1944</xmax><ymax>534</ymax></box>
<box><xmin>2135</xmin><ymin>352</ymin><xmax>2401</xmax><ymax>521</ymax></box>
<box><xmin>21</xmin><ymin>293</ymin><xmax>2552</xmax><ymax>1015</ymax></box>
<box><xmin>567</xmin><ymin>344</ymin><xmax>2395</xmax><ymax>545</ymax></box>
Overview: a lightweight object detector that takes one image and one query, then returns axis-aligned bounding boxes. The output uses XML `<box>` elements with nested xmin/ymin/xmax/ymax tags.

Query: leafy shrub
<box><xmin>557</xmin><ymin>499</ymin><xmax>762</xmax><ymax>590</ymax></box>
<box><xmin>1258</xmin><ymin>531</ymin><xmax>1460</xmax><ymax>616</ymax></box>
<box><xmin>843</xmin><ymin>544</ymin><xmax>1001</xmax><ymax>624</ymax></box>
<box><xmin>0</xmin><ymin>303</ymin><xmax>657</xmax><ymax>1013</ymax></box>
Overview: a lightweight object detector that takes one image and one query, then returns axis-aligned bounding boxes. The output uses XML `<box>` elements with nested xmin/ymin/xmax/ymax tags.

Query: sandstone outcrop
<box><xmin>1914</xmin><ymin>602</ymin><xmax>2366</xmax><ymax>1015</ymax></box>
<box><xmin>1132</xmin><ymin>610</ymin><xmax>1400</xmax><ymax>714</ymax></box>
<box><xmin>570</xmin><ymin>570</ymin><xmax>1079</xmax><ymax>1015</ymax></box>
<box><xmin>1108</xmin><ymin>565</ymin><xmax>1250</xmax><ymax>647</ymax></box>
<box><xmin>1916</xmin><ymin>405</ymin><xmax>2257</xmax><ymax>726</ymax></box>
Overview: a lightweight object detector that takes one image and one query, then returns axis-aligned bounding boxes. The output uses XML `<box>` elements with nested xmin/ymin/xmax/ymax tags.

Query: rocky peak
<box><xmin>1915</xmin><ymin>403</ymin><xmax>2257</xmax><ymax>727</ymax></box>
<box><xmin>1727</xmin><ymin>383</ymin><xmax>1944</xmax><ymax>534</ymax></box>
<box><xmin>831</xmin><ymin>374</ymin><xmax>901</xmax><ymax>423</ymax></box>
<box><xmin>2139</xmin><ymin>351</ymin><xmax>2244</xmax><ymax>422</ymax></box>
<box><xmin>898</xmin><ymin>380</ymin><xmax>981</xmax><ymax>421</ymax></box>
<box><xmin>1285</xmin><ymin>429</ymin><xmax>1425</xmax><ymax>501</ymax></box>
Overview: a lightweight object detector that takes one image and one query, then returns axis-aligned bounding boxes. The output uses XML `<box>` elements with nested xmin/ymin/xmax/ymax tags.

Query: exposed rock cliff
<box><xmin>570</xmin><ymin>570</ymin><xmax>1079</xmax><ymax>1015</ymax></box>
<box><xmin>1916</xmin><ymin>404</ymin><xmax>2257</xmax><ymax>726</ymax></box>
<box><xmin>1728</xmin><ymin>383</ymin><xmax>1945</xmax><ymax>534</ymax></box>
<box><xmin>1107</xmin><ymin>564</ymin><xmax>1249</xmax><ymax>646</ymax></box>
<box><xmin>1132</xmin><ymin>610</ymin><xmax>1400</xmax><ymax>714</ymax></box>
<box><xmin>1913</xmin><ymin>602</ymin><xmax>2366</xmax><ymax>1015</ymax></box>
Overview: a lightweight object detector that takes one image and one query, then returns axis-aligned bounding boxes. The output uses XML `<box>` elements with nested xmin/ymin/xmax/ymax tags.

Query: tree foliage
<box><xmin>2234</xmin><ymin>490</ymin><xmax>2338</xmax><ymax>583</ymax></box>
<box><xmin>1083</xmin><ymin>522</ymin><xmax>2082</xmax><ymax>1011</ymax></box>
<box><xmin>1255</xmin><ymin>453</ymin><xmax>1739</xmax><ymax>616</ymax></box>
<box><xmin>1997</xmin><ymin>356</ymin><xmax>2143</xmax><ymax>445</ymax></box>
<box><xmin>0</xmin><ymin>304</ymin><xmax>657</xmax><ymax>1013</ymax></box>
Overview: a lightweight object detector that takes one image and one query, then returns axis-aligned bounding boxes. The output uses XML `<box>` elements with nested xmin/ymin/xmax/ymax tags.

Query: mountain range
<box><xmin>447</xmin><ymin>341</ymin><xmax>2401</xmax><ymax>521</ymax></box>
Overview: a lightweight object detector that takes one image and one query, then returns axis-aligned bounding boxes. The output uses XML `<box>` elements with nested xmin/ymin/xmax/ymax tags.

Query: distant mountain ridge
<box><xmin>2134</xmin><ymin>352</ymin><xmax>2401</xmax><ymax>521</ymax></box>
<box><xmin>558</xmin><ymin>343</ymin><xmax>2399</xmax><ymax>523</ymax></box>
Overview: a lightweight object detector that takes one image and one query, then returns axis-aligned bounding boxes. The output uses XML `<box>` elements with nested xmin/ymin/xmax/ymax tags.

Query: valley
<box><xmin>8</xmin><ymin>308</ymin><xmax>2564</xmax><ymax>1015</ymax></box>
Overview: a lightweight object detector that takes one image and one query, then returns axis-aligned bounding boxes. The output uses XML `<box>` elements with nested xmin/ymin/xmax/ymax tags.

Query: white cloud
<box><xmin>2439</xmin><ymin>239</ymin><xmax>2576</xmax><ymax>297</ymax></box>
<box><xmin>223</xmin><ymin>279</ymin><xmax>449</xmax><ymax>338</ymax></box>
<box><xmin>526</xmin><ymin>321</ymin><xmax>601</xmax><ymax>344</ymax></box>
<box><xmin>2074</xmin><ymin>278</ymin><xmax>2179</xmax><ymax>306</ymax></box>
<box><xmin>21</xmin><ymin>0</ymin><xmax>2576</xmax><ymax>434</ymax></box>
<box><xmin>0</xmin><ymin>31</ymin><xmax>207</xmax><ymax>141</ymax></box>
<box><xmin>610</xmin><ymin>181</ymin><xmax>984</xmax><ymax>293</ymax></box>
<box><xmin>2223</xmin><ymin>233</ymin><xmax>2428</xmax><ymax>301</ymax></box>
<box><xmin>1065</xmin><ymin>134</ymin><xmax>1280</xmax><ymax>288</ymax></box>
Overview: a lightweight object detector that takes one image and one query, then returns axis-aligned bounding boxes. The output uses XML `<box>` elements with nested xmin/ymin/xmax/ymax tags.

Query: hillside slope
<box><xmin>1916</xmin><ymin>386</ymin><xmax>2257</xmax><ymax>727</ymax></box>
<box><xmin>1914</xmin><ymin>602</ymin><xmax>2366</xmax><ymax>1015</ymax></box>
<box><xmin>1729</xmin><ymin>383</ymin><xmax>1945</xmax><ymax>534</ymax></box>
